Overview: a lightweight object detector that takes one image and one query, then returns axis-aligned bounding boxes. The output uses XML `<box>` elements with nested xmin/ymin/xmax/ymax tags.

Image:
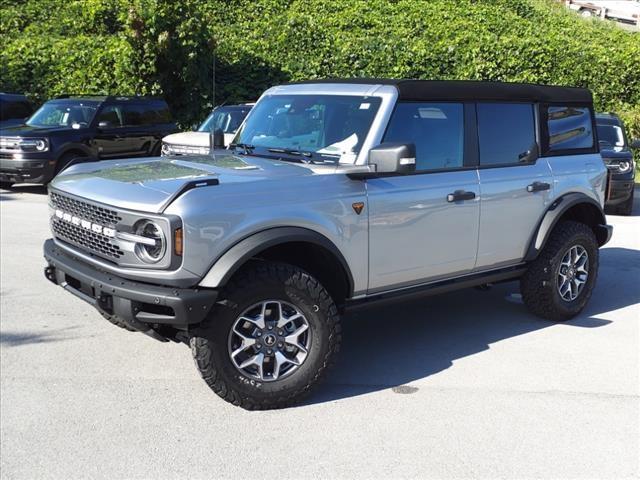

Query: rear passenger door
<box><xmin>474</xmin><ymin>103</ymin><xmax>554</xmax><ymax>270</ymax></box>
<box><xmin>367</xmin><ymin>102</ymin><xmax>480</xmax><ymax>292</ymax></box>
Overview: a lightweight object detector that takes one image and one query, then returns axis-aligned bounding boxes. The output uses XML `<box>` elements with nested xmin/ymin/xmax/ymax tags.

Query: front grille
<box><xmin>168</xmin><ymin>145</ymin><xmax>210</xmax><ymax>155</ymax></box>
<box><xmin>52</xmin><ymin>218</ymin><xmax>123</xmax><ymax>260</ymax></box>
<box><xmin>50</xmin><ymin>192</ymin><xmax>122</xmax><ymax>226</ymax></box>
<box><xmin>50</xmin><ymin>191</ymin><xmax>124</xmax><ymax>260</ymax></box>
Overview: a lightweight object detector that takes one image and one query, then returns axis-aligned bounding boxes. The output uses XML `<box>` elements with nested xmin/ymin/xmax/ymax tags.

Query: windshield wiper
<box><xmin>267</xmin><ymin>147</ymin><xmax>313</xmax><ymax>158</ymax></box>
<box><xmin>229</xmin><ymin>143</ymin><xmax>255</xmax><ymax>154</ymax></box>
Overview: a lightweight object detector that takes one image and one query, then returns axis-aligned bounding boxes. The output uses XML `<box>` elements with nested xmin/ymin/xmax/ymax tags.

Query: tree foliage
<box><xmin>1</xmin><ymin>0</ymin><xmax>638</xmax><ymax>148</ymax></box>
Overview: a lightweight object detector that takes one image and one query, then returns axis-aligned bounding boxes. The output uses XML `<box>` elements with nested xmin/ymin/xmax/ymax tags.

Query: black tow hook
<box><xmin>44</xmin><ymin>266</ymin><xmax>57</xmax><ymax>285</ymax></box>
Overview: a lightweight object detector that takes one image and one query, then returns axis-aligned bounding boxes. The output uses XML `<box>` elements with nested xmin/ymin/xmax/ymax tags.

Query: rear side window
<box><xmin>121</xmin><ymin>103</ymin><xmax>171</xmax><ymax>126</ymax></box>
<box><xmin>546</xmin><ymin>106</ymin><xmax>594</xmax><ymax>152</ymax></box>
<box><xmin>477</xmin><ymin>103</ymin><xmax>536</xmax><ymax>166</ymax></box>
<box><xmin>384</xmin><ymin>102</ymin><xmax>464</xmax><ymax>171</ymax></box>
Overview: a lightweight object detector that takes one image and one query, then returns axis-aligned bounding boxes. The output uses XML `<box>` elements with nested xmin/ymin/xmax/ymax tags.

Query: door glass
<box><xmin>384</xmin><ymin>102</ymin><xmax>464</xmax><ymax>171</ymax></box>
<box><xmin>96</xmin><ymin>106</ymin><xmax>123</xmax><ymax>127</ymax></box>
<box><xmin>477</xmin><ymin>103</ymin><xmax>536</xmax><ymax>165</ymax></box>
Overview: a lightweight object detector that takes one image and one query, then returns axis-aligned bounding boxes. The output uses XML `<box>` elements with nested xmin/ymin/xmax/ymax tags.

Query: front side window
<box><xmin>477</xmin><ymin>103</ymin><xmax>536</xmax><ymax>165</ymax></box>
<box><xmin>26</xmin><ymin>102</ymin><xmax>98</xmax><ymax>128</ymax></box>
<box><xmin>547</xmin><ymin>106</ymin><xmax>594</xmax><ymax>151</ymax></box>
<box><xmin>235</xmin><ymin>95</ymin><xmax>381</xmax><ymax>163</ymax></box>
<box><xmin>384</xmin><ymin>102</ymin><xmax>464</xmax><ymax>171</ymax></box>
<box><xmin>96</xmin><ymin>105</ymin><xmax>123</xmax><ymax>127</ymax></box>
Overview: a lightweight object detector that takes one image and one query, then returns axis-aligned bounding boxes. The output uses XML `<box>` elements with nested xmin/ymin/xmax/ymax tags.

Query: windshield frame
<box><xmin>596</xmin><ymin>121</ymin><xmax>628</xmax><ymax>151</ymax></box>
<box><xmin>231</xmin><ymin>85</ymin><xmax>398</xmax><ymax>165</ymax></box>
<box><xmin>26</xmin><ymin>100</ymin><xmax>100</xmax><ymax>128</ymax></box>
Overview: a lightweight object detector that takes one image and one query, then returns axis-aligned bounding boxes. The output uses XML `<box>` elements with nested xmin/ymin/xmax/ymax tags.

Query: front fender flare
<box><xmin>524</xmin><ymin>192</ymin><xmax>609</xmax><ymax>262</ymax></box>
<box><xmin>198</xmin><ymin>227</ymin><xmax>354</xmax><ymax>295</ymax></box>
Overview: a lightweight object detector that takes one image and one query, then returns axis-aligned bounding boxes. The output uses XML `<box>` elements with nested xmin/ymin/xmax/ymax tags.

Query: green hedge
<box><xmin>1</xmin><ymin>0</ymin><xmax>638</xmax><ymax>162</ymax></box>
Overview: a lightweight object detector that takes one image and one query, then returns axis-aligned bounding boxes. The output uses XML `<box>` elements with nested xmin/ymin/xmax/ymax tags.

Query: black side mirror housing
<box><xmin>630</xmin><ymin>138</ymin><xmax>640</xmax><ymax>149</ymax></box>
<box><xmin>368</xmin><ymin>143</ymin><xmax>416</xmax><ymax>175</ymax></box>
<box><xmin>210</xmin><ymin>128</ymin><xmax>225</xmax><ymax>152</ymax></box>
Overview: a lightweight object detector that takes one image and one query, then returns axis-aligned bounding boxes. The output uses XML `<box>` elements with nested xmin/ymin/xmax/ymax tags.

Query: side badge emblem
<box><xmin>352</xmin><ymin>202</ymin><xmax>364</xmax><ymax>215</ymax></box>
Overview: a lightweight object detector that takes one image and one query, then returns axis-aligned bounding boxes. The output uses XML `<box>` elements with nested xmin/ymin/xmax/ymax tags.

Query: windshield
<box><xmin>234</xmin><ymin>94</ymin><xmax>382</xmax><ymax>162</ymax></box>
<box><xmin>597</xmin><ymin>124</ymin><xmax>625</xmax><ymax>150</ymax></box>
<box><xmin>26</xmin><ymin>101</ymin><xmax>98</xmax><ymax>128</ymax></box>
<box><xmin>198</xmin><ymin>106</ymin><xmax>252</xmax><ymax>134</ymax></box>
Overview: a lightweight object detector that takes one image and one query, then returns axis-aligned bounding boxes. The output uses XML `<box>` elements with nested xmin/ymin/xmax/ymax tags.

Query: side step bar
<box><xmin>344</xmin><ymin>265</ymin><xmax>526</xmax><ymax>311</ymax></box>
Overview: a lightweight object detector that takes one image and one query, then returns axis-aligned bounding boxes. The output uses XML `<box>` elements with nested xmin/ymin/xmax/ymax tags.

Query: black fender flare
<box><xmin>55</xmin><ymin>144</ymin><xmax>96</xmax><ymax>173</ymax></box>
<box><xmin>524</xmin><ymin>192</ymin><xmax>610</xmax><ymax>262</ymax></box>
<box><xmin>198</xmin><ymin>227</ymin><xmax>355</xmax><ymax>296</ymax></box>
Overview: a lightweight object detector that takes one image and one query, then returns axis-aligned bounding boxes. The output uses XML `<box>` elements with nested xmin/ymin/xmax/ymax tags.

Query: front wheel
<box><xmin>520</xmin><ymin>221</ymin><xmax>599</xmax><ymax>321</ymax></box>
<box><xmin>190</xmin><ymin>262</ymin><xmax>341</xmax><ymax>410</ymax></box>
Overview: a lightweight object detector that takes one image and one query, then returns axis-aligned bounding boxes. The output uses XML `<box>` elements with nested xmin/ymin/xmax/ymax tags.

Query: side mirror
<box><xmin>210</xmin><ymin>128</ymin><xmax>225</xmax><ymax>152</ymax></box>
<box><xmin>368</xmin><ymin>143</ymin><xmax>416</xmax><ymax>175</ymax></box>
<box><xmin>630</xmin><ymin>139</ymin><xmax>640</xmax><ymax>149</ymax></box>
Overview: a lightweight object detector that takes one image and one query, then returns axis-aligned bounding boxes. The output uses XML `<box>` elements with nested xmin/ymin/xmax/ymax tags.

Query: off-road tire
<box><xmin>617</xmin><ymin>189</ymin><xmax>634</xmax><ymax>216</ymax></box>
<box><xmin>520</xmin><ymin>221</ymin><xmax>599</xmax><ymax>321</ymax></box>
<box><xmin>190</xmin><ymin>262</ymin><xmax>341</xmax><ymax>410</ymax></box>
<box><xmin>100</xmin><ymin>312</ymin><xmax>137</xmax><ymax>332</ymax></box>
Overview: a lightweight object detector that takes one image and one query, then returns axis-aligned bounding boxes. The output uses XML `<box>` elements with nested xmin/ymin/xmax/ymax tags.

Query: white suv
<box><xmin>161</xmin><ymin>103</ymin><xmax>253</xmax><ymax>155</ymax></box>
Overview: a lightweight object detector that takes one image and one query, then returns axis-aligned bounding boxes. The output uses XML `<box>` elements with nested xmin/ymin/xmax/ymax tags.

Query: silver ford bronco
<box><xmin>43</xmin><ymin>79</ymin><xmax>612</xmax><ymax>409</ymax></box>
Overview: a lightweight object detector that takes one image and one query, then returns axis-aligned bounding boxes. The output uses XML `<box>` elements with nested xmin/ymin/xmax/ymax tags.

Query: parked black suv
<box><xmin>0</xmin><ymin>93</ymin><xmax>34</xmax><ymax>129</ymax></box>
<box><xmin>596</xmin><ymin>112</ymin><xmax>639</xmax><ymax>215</ymax></box>
<box><xmin>0</xmin><ymin>95</ymin><xmax>177</xmax><ymax>186</ymax></box>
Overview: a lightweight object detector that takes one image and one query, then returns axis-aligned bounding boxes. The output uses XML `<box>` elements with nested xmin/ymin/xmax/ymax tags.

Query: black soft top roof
<box><xmin>291</xmin><ymin>78</ymin><xmax>593</xmax><ymax>104</ymax></box>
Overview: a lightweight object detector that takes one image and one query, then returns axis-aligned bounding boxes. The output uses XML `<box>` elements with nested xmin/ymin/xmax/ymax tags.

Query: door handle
<box><xmin>526</xmin><ymin>181</ymin><xmax>551</xmax><ymax>193</ymax></box>
<box><xmin>447</xmin><ymin>190</ymin><xmax>476</xmax><ymax>202</ymax></box>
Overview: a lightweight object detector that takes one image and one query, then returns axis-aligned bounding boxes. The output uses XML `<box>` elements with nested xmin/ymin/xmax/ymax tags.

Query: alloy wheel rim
<box><xmin>557</xmin><ymin>245</ymin><xmax>589</xmax><ymax>302</ymax></box>
<box><xmin>228</xmin><ymin>300</ymin><xmax>311</xmax><ymax>382</ymax></box>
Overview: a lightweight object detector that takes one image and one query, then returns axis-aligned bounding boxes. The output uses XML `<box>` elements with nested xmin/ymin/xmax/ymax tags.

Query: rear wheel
<box><xmin>520</xmin><ymin>221</ymin><xmax>599</xmax><ymax>321</ymax></box>
<box><xmin>190</xmin><ymin>262</ymin><xmax>341</xmax><ymax>410</ymax></box>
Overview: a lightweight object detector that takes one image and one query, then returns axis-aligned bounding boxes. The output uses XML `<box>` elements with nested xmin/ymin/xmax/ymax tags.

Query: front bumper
<box><xmin>0</xmin><ymin>156</ymin><xmax>51</xmax><ymax>184</ymax></box>
<box><xmin>44</xmin><ymin>239</ymin><xmax>218</xmax><ymax>329</ymax></box>
<box><xmin>606</xmin><ymin>177</ymin><xmax>635</xmax><ymax>206</ymax></box>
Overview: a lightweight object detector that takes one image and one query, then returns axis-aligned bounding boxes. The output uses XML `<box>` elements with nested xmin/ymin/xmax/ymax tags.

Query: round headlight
<box><xmin>161</xmin><ymin>143</ymin><xmax>171</xmax><ymax>156</ymax></box>
<box><xmin>35</xmin><ymin>139</ymin><xmax>48</xmax><ymax>151</ymax></box>
<box><xmin>133</xmin><ymin>220</ymin><xmax>166</xmax><ymax>263</ymax></box>
<box><xmin>617</xmin><ymin>160</ymin><xmax>632</xmax><ymax>173</ymax></box>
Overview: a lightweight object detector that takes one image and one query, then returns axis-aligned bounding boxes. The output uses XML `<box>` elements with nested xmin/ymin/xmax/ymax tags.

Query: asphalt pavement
<box><xmin>1</xmin><ymin>185</ymin><xmax>638</xmax><ymax>479</ymax></box>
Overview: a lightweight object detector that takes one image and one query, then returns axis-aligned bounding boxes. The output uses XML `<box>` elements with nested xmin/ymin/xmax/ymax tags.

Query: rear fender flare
<box><xmin>524</xmin><ymin>193</ymin><xmax>608</xmax><ymax>261</ymax></box>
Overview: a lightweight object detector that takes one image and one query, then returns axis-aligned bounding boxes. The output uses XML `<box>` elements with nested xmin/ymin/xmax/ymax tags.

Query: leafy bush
<box><xmin>1</xmin><ymin>0</ymin><xmax>638</xmax><ymax>158</ymax></box>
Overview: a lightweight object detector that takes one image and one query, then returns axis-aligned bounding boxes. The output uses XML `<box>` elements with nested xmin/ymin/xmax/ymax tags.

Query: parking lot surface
<box><xmin>1</xmin><ymin>185</ymin><xmax>638</xmax><ymax>479</ymax></box>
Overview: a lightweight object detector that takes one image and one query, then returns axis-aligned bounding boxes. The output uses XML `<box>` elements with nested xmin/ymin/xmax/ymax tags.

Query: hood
<box><xmin>50</xmin><ymin>152</ymin><xmax>317</xmax><ymax>213</ymax></box>
<box><xmin>0</xmin><ymin>124</ymin><xmax>83</xmax><ymax>136</ymax></box>
<box><xmin>163</xmin><ymin>131</ymin><xmax>210</xmax><ymax>147</ymax></box>
<box><xmin>600</xmin><ymin>148</ymin><xmax>633</xmax><ymax>161</ymax></box>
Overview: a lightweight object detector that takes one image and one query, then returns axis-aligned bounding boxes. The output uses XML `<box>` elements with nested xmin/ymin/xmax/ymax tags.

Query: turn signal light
<box><xmin>174</xmin><ymin>228</ymin><xmax>183</xmax><ymax>256</ymax></box>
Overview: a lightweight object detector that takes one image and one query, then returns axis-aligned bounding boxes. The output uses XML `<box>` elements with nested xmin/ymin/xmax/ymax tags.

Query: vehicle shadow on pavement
<box><xmin>0</xmin><ymin>327</ymin><xmax>83</xmax><ymax>347</ymax></box>
<box><xmin>307</xmin><ymin>246</ymin><xmax>639</xmax><ymax>405</ymax></box>
<box><xmin>0</xmin><ymin>184</ymin><xmax>48</xmax><ymax>199</ymax></box>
